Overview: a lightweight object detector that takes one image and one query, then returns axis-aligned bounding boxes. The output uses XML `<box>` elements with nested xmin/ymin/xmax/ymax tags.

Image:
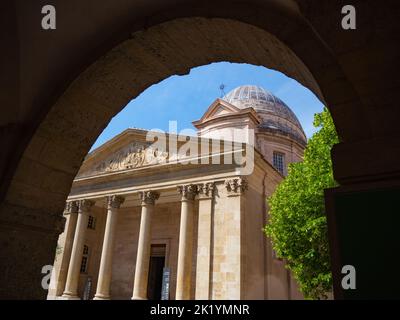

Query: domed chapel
<box><xmin>49</xmin><ymin>85</ymin><xmax>306</xmax><ymax>300</ymax></box>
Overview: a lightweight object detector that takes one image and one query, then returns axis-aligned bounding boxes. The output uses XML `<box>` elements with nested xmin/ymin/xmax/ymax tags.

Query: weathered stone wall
<box><xmin>258</xmin><ymin>134</ymin><xmax>304</xmax><ymax>176</ymax></box>
<box><xmin>211</xmin><ymin>182</ymin><xmax>243</xmax><ymax>299</ymax></box>
<box><xmin>244</xmin><ymin>169</ymin><xmax>268</xmax><ymax>299</ymax></box>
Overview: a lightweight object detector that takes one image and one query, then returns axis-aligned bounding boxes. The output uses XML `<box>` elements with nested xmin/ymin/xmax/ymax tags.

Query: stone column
<box><xmin>176</xmin><ymin>184</ymin><xmax>198</xmax><ymax>300</ymax></box>
<box><xmin>94</xmin><ymin>195</ymin><xmax>124</xmax><ymax>300</ymax></box>
<box><xmin>131</xmin><ymin>191</ymin><xmax>160</xmax><ymax>300</ymax></box>
<box><xmin>62</xmin><ymin>199</ymin><xmax>94</xmax><ymax>299</ymax></box>
<box><xmin>195</xmin><ymin>182</ymin><xmax>214</xmax><ymax>300</ymax></box>
<box><xmin>54</xmin><ymin>201</ymin><xmax>79</xmax><ymax>297</ymax></box>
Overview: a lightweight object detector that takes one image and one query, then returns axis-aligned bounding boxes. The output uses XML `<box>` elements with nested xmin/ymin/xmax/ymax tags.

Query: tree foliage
<box><xmin>264</xmin><ymin>108</ymin><xmax>339</xmax><ymax>299</ymax></box>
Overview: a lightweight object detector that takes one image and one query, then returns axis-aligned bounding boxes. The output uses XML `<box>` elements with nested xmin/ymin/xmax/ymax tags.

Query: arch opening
<box><xmin>0</xmin><ymin>16</ymin><xmax>366</xmax><ymax>299</ymax></box>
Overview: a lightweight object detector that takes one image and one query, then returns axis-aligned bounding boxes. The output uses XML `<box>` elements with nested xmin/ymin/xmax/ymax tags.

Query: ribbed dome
<box><xmin>223</xmin><ymin>85</ymin><xmax>306</xmax><ymax>145</ymax></box>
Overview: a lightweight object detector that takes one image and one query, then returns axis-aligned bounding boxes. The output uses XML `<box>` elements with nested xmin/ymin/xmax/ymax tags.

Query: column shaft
<box><xmin>55</xmin><ymin>202</ymin><xmax>79</xmax><ymax>297</ymax></box>
<box><xmin>176</xmin><ymin>184</ymin><xmax>197</xmax><ymax>300</ymax></box>
<box><xmin>132</xmin><ymin>191</ymin><xmax>159</xmax><ymax>300</ymax></box>
<box><xmin>94</xmin><ymin>195</ymin><xmax>124</xmax><ymax>300</ymax></box>
<box><xmin>62</xmin><ymin>199</ymin><xmax>94</xmax><ymax>299</ymax></box>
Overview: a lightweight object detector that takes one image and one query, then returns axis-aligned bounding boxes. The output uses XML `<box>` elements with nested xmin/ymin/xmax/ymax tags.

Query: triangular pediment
<box><xmin>192</xmin><ymin>98</ymin><xmax>261</xmax><ymax>129</ymax></box>
<box><xmin>76</xmin><ymin>128</ymin><xmax>170</xmax><ymax>178</ymax></box>
<box><xmin>211</xmin><ymin>106</ymin><xmax>231</xmax><ymax>117</ymax></box>
<box><xmin>192</xmin><ymin>99</ymin><xmax>241</xmax><ymax>127</ymax></box>
<box><xmin>206</xmin><ymin>101</ymin><xmax>240</xmax><ymax>119</ymax></box>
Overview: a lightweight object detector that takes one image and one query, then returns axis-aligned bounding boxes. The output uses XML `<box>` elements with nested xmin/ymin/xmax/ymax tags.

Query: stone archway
<box><xmin>1</xmin><ymin>1</ymin><xmax>399</xmax><ymax>299</ymax></box>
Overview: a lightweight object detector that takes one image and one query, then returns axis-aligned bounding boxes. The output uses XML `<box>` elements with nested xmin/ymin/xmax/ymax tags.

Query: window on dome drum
<box><xmin>273</xmin><ymin>152</ymin><xmax>285</xmax><ymax>175</ymax></box>
<box><xmin>87</xmin><ymin>215</ymin><xmax>96</xmax><ymax>230</ymax></box>
<box><xmin>80</xmin><ymin>245</ymin><xmax>89</xmax><ymax>273</ymax></box>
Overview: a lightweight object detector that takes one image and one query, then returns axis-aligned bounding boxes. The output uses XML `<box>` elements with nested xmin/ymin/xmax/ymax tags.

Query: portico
<box><xmin>51</xmin><ymin>175</ymin><xmax>253</xmax><ymax>300</ymax></box>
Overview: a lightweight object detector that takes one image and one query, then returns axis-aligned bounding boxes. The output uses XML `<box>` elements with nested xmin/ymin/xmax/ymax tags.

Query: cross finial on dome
<box><xmin>219</xmin><ymin>83</ymin><xmax>226</xmax><ymax>98</ymax></box>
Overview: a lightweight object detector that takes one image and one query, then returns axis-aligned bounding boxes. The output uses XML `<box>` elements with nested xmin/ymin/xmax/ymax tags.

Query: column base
<box><xmin>60</xmin><ymin>292</ymin><xmax>81</xmax><ymax>300</ymax></box>
<box><xmin>131</xmin><ymin>295</ymin><xmax>147</xmax><ymax>300</ymax></box>
<box><xmin>93</xmin><ymin>294</ymin><xmax>110</xmax><ymax>300</ymax></box>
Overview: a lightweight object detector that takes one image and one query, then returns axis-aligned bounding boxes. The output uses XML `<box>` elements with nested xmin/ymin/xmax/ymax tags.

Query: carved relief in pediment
<box><xmin>82</xmin><ymin>142</ymin><xmax>169</xmax><ymax>176</ymax></box>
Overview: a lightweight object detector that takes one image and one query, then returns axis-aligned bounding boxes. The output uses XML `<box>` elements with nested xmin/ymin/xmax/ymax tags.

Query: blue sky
<box><xmin>91</xmin><ymin>62</ymin><xmax>325</xmax><ymax>150</ymax></box>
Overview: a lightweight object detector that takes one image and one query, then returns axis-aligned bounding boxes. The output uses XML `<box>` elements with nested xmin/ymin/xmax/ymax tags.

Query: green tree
<box><xmin>264</xmin><ymin>108</ymin><xmax>339</xmax><ymax>299</ymax></box>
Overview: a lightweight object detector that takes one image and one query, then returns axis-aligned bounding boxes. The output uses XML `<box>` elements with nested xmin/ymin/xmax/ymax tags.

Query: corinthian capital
<box><xmin>107</xmin><ymin>195</ymin><xmax>125</xmax><ymax>209</ymax></box>
<box><xmin>225</xmin><ymin>178</ymin><xmax>248</xmax><ymax>195</ymax></box>
<box><xmin>78</xmin><ymin>199</ymin><xmax>95</xmax><ymax>212</ymax></box>
<box><xmin>197</xmin><ymin>182</ymin><xmax>215</xmax><ymax>199</ymax></box>
<box><xmin>139</xmin><ymin>191</ymin><xmax>160</xmax><ymax>206</ymax></box>
<box><xmin>177</xmin><ymin>184</ymin><xmax>198</xmax><ymax>201</ymax></box>
<box><xmin>64</xmin><ymin>201</ymin><xmax>78</xmax><ymax>214</ymax></box>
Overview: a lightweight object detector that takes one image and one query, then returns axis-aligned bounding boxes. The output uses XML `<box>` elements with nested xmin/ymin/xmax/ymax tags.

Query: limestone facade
<box><xmin>48</xmin><ymin>85</ymin><xmax>305</xmax><ymax>300</ymax></box>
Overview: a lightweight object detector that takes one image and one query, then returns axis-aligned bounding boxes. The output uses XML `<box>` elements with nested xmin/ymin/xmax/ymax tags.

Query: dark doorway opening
<box><xmin>147</xmin><ymin>244</ymin><xmax>166</xmax><ymax>300</ymax></box>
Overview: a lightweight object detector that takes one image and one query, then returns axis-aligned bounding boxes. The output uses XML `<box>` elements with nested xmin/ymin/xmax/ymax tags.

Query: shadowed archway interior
<box><xmin>1</xmin><ymin>0</ymin><xmax>399</xmax><ymax>299</ymax></box>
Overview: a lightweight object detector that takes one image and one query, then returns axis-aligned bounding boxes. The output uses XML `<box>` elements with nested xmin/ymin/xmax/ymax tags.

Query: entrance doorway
<box><xmin>147</xmin><ymin>244</ymin><xmax>166</xmax><ymax>300</ymax></box>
